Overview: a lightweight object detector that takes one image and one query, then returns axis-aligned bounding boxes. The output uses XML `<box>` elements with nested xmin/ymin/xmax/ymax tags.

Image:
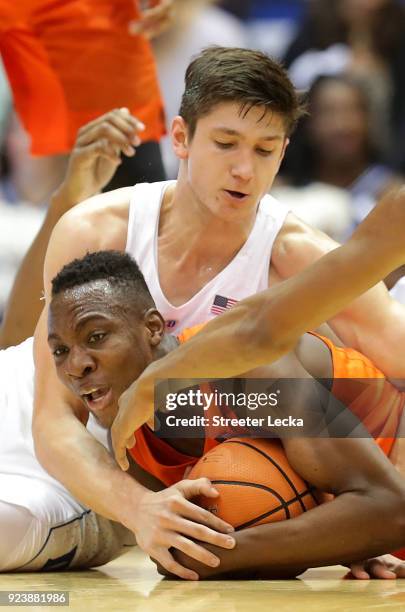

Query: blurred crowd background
<box><xmin>2</xmin><ymin>0</ymin><xmax>405</xmax><ymax>319</ymax></box>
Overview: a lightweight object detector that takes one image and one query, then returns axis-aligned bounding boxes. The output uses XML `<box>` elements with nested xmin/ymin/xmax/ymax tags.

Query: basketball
<box><xmin>188</xmin><ymin>438</ymin><xmax>318</xmax><ymax>530</ymax></box>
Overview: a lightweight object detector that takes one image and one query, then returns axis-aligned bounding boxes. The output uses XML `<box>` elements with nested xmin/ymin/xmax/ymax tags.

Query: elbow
<box><xmin>238</xmin><ymin>307</ymin><xmax>296</xmax><ymax>367</ymax></box>
<box><xmin>373</xmin><ymin>482</ymin><xmax>405</xmax><ymax>547</ymax></box>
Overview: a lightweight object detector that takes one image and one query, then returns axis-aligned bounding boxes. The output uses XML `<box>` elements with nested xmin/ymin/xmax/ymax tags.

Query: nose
<box><xmin>230</xmin><ymin>148</ymin><xmax>254</xmax><ymax>182</ymax></box>
<box><xmin>65</xmin><ymin>346</ymin><xmax>96</xmax><ymax>379</ymax></box>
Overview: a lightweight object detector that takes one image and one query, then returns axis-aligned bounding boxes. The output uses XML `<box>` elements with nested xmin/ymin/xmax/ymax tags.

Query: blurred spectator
<box><xmin>219</xmin><ymin>0</ymin><xmax>303</xmax><ymax>24</ymax></box>
<box><xmin>242</xmin><ymin>0</ymin><xmax>304</xmax><ymax>59</ymax></box>
<box><xmin>0</xmin><ymin>108</ymin><xmax>142</xmax><ymax>334</ymax></box>
<box><xmin>153</xmin><ymin>0</ymin><xmax>247</xmax><ymax>177</ymax></box>
<box><xmin>283</xmin><ymin>0</ymin><xmax>405</xmax><ymax>169</ymax></box>
<box><xmin>278</xmin><ymin>74</ymin><xmax>402</xmax><ymax>235</ymax></box>
<box><xmin>0</xmin><ymin>0</ymin><xmax>170</xmax><ymax>204</ymax></box>
<box><xmin>218</xmin><ymin>0</ymin><xmax>251</xmax><ymax>20</ymax></box>
<box><xmin>270</xmin><ymin>182</ymin><xmax>352</xmax><ymax>243</ymax></box>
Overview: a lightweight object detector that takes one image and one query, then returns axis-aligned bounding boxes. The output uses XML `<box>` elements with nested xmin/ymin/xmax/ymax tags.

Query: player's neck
<box><xmin>160</xmin><ymin>177</ymin><xmax>258</xmax><ymax>263</ymax></box>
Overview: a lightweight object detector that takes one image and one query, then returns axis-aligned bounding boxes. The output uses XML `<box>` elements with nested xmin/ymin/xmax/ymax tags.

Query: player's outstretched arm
<box><xmin>34</xmin><ymin>317</ymin><xmax>235</xmax><ymax>580</ymax></box>
<box><xmin>112</xmin><ymin>187</ymin><xmax>405</xmax><ymax>468</ymax></box>
<box><xmin>0</xmin><ymin>109</ymin><xmax>144</xmax><ymax>348</ymax></box>
<box><xmin>33</xmin><ymin>207</ymin><xmax>235</xmax><ymax>580</ymax></box>
<box><xmin>160</xmin><ymin>436</ymin><xmax>405</xmax><ymax>580</ymax></box>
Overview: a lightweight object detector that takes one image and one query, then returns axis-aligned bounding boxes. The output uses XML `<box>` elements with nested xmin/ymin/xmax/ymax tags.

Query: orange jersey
<box><xmin>0</xmin><ymin>0</ymin><xmax>165</xmax><ymax>155</ymax></box>
<box><xmin>130</xmin><ymin>327</ymin><xmax>405</xmax><ymax>486</ymax></box>
<box><xmin>312</xmin><ymin>333</ymin><xmax>405</xmax><ymax>457</ymax></box>
<box><xmin>130</xmin><ymin>324</ymin><xmax>219</xmax><ymax>487</ymax></box>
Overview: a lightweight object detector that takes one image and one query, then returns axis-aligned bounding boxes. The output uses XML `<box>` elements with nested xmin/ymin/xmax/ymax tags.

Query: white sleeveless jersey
<box><xmin>0</xmin><ymin>339</ymin><xmax>134</xmax><ymax>570</ymax></box>
<box><xmin>0</xmin><ymin>338</ymin><xmax>83</xmax><ymax>512</ymax></box>
<box><xmin>126</xmin><ymin>181</ymin><xmax>289</xmax><ymax>333</ymax></box>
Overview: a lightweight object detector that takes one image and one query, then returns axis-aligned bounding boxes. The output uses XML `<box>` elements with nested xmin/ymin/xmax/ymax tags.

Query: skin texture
<box><xmin>112</xmin><ymin>187</ymin><xmax>405</xmax><ymax>461</ymax></box>
<box><xmin>47</xmin><ymin>279</ymin><xmax>405</xmax><ymax>579</ymax></box>
<box><xmin>33</xmin><ymin>98</ymin><xmax>405</xmax><ymax>578</ymax></box>
<box><xmin>48</xmin><ymin>283</ymin><xmax>158</xmax><ymax>429</ymax></box>
<box><xmin>45</xmin><ymin>281</ymin><xmax>236</xmax><ymax>580</ymax></box>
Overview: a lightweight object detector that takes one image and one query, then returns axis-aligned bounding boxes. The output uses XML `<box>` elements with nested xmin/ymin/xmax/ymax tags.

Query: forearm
<box><xmin>180</xmin><ymin>488</ymin><xmax>405</xmax><ymax>579</ymax></box>
<box><xmin>34</xmin><ymin>414</ymin><xmax>147</xmax><ymax>527</ymax></box>
<box><xmin>243</xmin><ymin>492</ymin><xmax>405</xmax><ymax>572</ymax></box>
<box><xmin>139</xmin><ymin>233</ymin><xmax>403</xmax><ymax>389</ymax></box>
<box><xmin>158</xmin><ymin>190</ymin><xmax>405</xmax><ymax>382</ymax></box>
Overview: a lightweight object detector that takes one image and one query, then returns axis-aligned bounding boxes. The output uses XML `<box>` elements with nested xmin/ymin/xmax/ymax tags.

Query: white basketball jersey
<box><xmin>0</xmin><ymin>338</ymin><xmax>83</xmax><ymax>513</ymax></box>
<box><xmin>0</xmin><ymin>340</ymin><xmax>134</xmax><ymax>571</ymax></box>
<box><xmin>126</xmin><ymin>181</ymin><xmax>289</xmax><ymax>333</ymax></box>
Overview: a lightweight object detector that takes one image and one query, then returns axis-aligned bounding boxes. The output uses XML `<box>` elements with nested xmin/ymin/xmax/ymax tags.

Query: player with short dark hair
<box><xmin>46</xmin><ymin>249</ymin><xmax>405</xmax><ymax>580</ymax></box>
<box><xmin>33</xmin><ymin>45</ymin><xmax>405</xmax><ymax>579</ymax></box>
<box><xmin>3</xmin><ymin>223</ymin><xmax>405</xmax><ymax>575</ymax></box>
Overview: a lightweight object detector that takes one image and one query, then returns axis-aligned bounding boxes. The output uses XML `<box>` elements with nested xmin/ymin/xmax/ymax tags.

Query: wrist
<box><xmin>48</xmin><ymin>184</ymin><xmax>79</xmax><ymax>218</ymax></box>
<box><xmin>116</xmin><ymin>479</ymin><xmax>149</xmax><ymax>531</ymax></box>
<box><xmin>50</xmin><ymin>179</ymin><xmax>96</xmax><ymax>216</ymax></box>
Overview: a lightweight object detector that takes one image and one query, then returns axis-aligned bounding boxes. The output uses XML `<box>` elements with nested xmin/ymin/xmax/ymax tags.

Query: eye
<box><xmin>88</xmin><ymin>332</ymin><xmax>106</xmax><ymax>345</ymax></box>
<box><xmin>52</xmin><ymin>346</ymin><xmax>68</xmax><ymax>358</ymax></box>
<box><xmin>215</xmin><ymin>140</ymin><xmax>234</xmax><ymax>149</ymax></box>
<box><xmin>256</xmin><ymin>148</ymin><xmax>273</xmax><ymax>157</ymax></box>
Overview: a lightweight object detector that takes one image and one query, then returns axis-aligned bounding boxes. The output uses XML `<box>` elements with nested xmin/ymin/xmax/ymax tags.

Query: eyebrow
<box><xmin>47</xmin><ymin>314</ymin><xmax>110</xmax><ymax>342</ymax></box>
<box><xmin>47</xmin><ymin>332</ymin><xmax>60</xmax><ymax>343</ymax></box>
<box><xmin>212</xmin><ymin>127</ymin><xmax>284</xmax><ymax>141</ymax></box>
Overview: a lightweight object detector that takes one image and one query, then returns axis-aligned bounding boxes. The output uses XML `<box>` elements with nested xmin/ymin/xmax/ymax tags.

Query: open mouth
<box><xmin>224</xmin><ymin>189</ymin><xmax>248</xmax><ymax>201</ymax></box>
<box><xmin>80</xmin><ymin>386</ymin><xmax>113</xmax><ymax>412</ymax></box>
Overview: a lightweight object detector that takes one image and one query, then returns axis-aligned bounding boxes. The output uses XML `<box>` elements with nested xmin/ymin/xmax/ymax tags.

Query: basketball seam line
<box><xmin>224</xmin><ymin>440</ymin><xmax>308</xmax><ymax>513</ymax></box>
<box><xmin>210</xmin><ymin>479</ymin><xmax>314</xmax><ymax>530</ymax></box>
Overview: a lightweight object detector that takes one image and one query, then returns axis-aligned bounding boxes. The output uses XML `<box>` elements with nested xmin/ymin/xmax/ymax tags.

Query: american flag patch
<box><xmin>165</xmin><ymin>319</ymin><xmax>177</xmax><ymax>329</ymax></box>
<box><xmin>210</xmin><ymin>295</ymin><xmax>238</xmax><ymax>316</ymax></box>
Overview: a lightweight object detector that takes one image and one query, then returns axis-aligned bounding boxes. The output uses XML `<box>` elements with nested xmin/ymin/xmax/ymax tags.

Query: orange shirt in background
<box><xmin>0</xmin><ymin>0</ymin><xmax>165</xmax><ymax>154</ymax></box>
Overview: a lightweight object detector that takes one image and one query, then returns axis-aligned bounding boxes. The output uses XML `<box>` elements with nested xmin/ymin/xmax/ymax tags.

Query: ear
<box><xmin>143</xmin><ymin>309</ymin><xmax>166</xmax><ymax>347</ymax></box>
<box><xmin>171</xmin><ymin>116</ymin><xmax>190</xmax><ymax>160</ymax></box>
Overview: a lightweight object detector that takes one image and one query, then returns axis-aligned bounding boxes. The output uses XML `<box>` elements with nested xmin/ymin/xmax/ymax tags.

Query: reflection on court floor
<box><xmin>2</xmin><ymin>548</ymin><xmax>405</xmax><ymax>611</ymax></box>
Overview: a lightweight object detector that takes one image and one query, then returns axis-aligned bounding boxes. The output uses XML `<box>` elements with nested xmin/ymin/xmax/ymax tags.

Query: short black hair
<box><xmin>51</xmin><ymin>251</ymin><xmax>154</xmax><ymax>314</ymax></box>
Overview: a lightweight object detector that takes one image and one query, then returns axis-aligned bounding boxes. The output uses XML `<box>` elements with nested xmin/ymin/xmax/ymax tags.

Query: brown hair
<box><xmin>179</xmin><ymin>46</ymin><xmax>306</xmax><ymax>138</ymax></box>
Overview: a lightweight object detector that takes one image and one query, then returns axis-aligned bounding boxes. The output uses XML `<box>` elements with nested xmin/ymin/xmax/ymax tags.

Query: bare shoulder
<box><xmin>44</xmin><ymin>187</ymin><xmax>132</xmax><ymax>293</ymax></box>
<box><xmin>60</xmin><ymin>186</ymin><xmax>132</xmax><ymax>243</ymax></box>
<box><xmin>271</xmin><ymin>212</ymin><xmax>340</xmax><ymax>280</ymax></box>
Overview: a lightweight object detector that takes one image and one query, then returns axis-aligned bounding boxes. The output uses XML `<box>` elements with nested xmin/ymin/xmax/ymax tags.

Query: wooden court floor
<box><xmin>2</xmin><ymin>548</ymin><xmax>405</xmax><ymax>611</ymax></box>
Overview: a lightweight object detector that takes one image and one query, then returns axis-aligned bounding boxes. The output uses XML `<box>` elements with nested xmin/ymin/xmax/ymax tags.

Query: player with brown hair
<box><xmin>44</xmin><ymin>247</ymin><xmax>405</xmax><ymax>579</ymax></box>
<box><xmin>32</xmin><ymin>46</ymin><xmax>405</xmax><ymax>579</ymax></box>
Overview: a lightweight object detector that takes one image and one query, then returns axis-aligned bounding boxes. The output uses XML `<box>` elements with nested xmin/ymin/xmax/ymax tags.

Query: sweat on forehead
<box><xmin>50</xmin><ymin>279</ymin><xmax>146</xmax><ymax>318</ymax></box>
<box><xmin>50</xmin><ymin>250</ymin><xmax>155</xmax><ymax>309</ymax></box>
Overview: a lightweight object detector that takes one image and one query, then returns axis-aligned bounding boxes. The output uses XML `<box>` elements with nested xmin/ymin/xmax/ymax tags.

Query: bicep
<box><xmin>272</xmin><ymin>215</ymin><xmax>405</xmax><ymax>377</ymax></box>
<box><xmin>43</xmin><ymin>211</ymin><xmax>99</xmax><ymax>299</ymax></box>
<box><xmin>43</xmin><ymin>188</ymin><xmax>130</xmax><ymax>297</ymax></box>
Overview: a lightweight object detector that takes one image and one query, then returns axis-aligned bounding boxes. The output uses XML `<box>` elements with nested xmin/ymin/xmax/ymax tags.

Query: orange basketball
<box><xmin>188</xmin><ymin>438</ymin><xmax>318</xmax><ymax>529</ymax></box>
